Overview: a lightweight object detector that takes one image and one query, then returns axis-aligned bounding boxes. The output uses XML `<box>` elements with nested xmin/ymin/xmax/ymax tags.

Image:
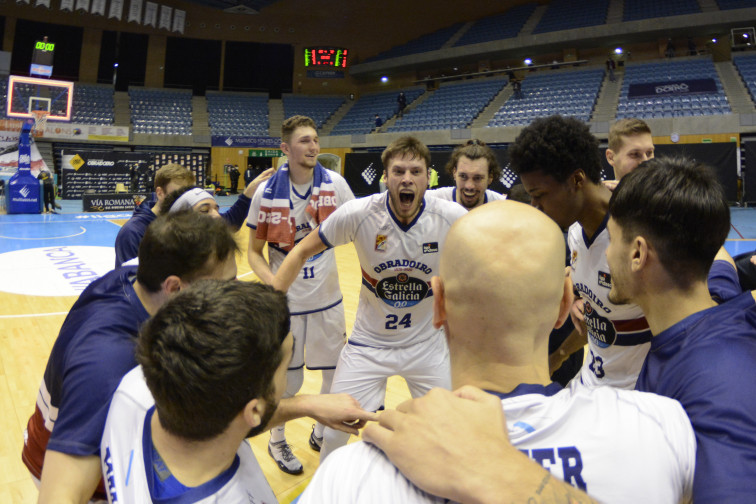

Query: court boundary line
<box><xmin>0</xmin><ymin>311</ymin><xmax>69</xmax><ymax>319</ymax></box>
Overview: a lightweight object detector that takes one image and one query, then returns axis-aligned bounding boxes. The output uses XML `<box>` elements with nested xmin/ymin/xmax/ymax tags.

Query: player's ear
<box><xmin>555</xmin><ymin>274</ymin><xmax>573</xmax><ymax>329</ymax></box>
<box><xmin>605</xmin><ymin>148</ymin><xmax>616</xmax><ymax>167</ymax></box>
<box><xmin>431</xmin><ymin>276</ymin><xmax>447</xmax><ymax>329</ymax></box>
<box><xmin>242</xmin><ymin>398</ymin><xmax>264</xmax><ymax>429</ymax></box>
<box><xmin>632</xmin><ymin>236</ymin><xmax>650</xmax><ymax>272</ymax></box>
<box><xmin>162</xmin><ymin>275</ymin><xmax>182</xmax><ymax>296</ymax></box>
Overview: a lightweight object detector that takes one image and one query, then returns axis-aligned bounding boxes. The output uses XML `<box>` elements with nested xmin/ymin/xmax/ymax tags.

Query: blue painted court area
<box><xmin>726</xmin><ymin>207</ymin><xmax>756</xmax><ymax>257</ymax></box>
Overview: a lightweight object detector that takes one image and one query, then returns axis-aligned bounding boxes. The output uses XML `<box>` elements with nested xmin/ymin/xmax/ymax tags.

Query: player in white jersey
<box><xmin>274</xmin><ymin>136</ymin><xmax>467</xmax><ymax>461</ymax></box>
<box><xmin>102</xmin><ymin>367</ymin><xmax>277</xmax><ymax>504</ymax></box>
<box><xmin>510</xmin><ymin>115</ymin><xmax>651</xmax><ymax>389</ymax></box>
<box><xmin>101</xmin><ymin>281</ymin><xmax>375</xmax><ymax>504</ymax></box>
<box><xmin>247</xmin><ymin>115</ymin><xmax>354</xmax><ymax>473</ymax></box>
<box><xmin>300</xmin><ymin>201</ymin><xmax>695</xmax><ymax>504</ymax></box>
<box><xmin>425</xmin><ymin>139</ymin><xmax>505</xmax><ymax>210</ymax></box>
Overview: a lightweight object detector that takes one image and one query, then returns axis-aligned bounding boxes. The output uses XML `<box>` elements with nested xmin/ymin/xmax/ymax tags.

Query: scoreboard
<box><xmin>304</xmin><ymin>47</ymin><xmax>348</xmax><ymax>68</ymax></box>
<box><xmin>30</xmin><ymin>39</ymin><xmax>55</xmax><ymax>78</ymax></box>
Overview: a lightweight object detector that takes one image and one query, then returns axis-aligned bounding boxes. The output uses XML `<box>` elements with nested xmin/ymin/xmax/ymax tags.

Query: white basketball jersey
<box><xmin>425</xmin><ymin>186</ymin><xmax>505</xmax><ymax>207</ymax></box>
<box><xmin>101</xmin><ymin>367</ymin><xmax>276</xmax><ymax>504</ymax></box>
<box><xmin>319</xmin><ymin>193</ymin><xmax>466</xmax><ymax>347</ymax></box>
<box><xmin>247</xmin><ymin>172</ymin><xmax>354</xmax><ymax>314</ymax></box>
<box><xmin>299</xmin><ymin>381</ymin><xmax>695</xmax><ymax>504</ymax></box>
<box><xmin>568</xmin><ymin>217</ymin><xmax>652</xmax><ymax>389</ymax></box>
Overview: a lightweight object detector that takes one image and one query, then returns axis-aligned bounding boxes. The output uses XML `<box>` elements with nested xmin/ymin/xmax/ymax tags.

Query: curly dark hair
<box><xmin>508</xmin><ymin>115</ymin><xmax>602</xmax><ymax>183</ymax></box>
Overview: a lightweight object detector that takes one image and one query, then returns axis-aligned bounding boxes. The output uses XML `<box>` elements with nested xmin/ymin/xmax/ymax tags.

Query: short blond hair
<box><xmin>154</xmin><ymin>163</ymin><xmax>195</xmax><ymax>191</ymax></box>
<box><xmin>608</xmin><ymin>118</ymin><xmax>651</xmax><ymax>152</ymax></box>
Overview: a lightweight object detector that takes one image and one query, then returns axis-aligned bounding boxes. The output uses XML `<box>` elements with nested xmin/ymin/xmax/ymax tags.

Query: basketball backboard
<box><xmin>6</xmin><ymin>75</ymin><xmax>73</xmax><ymax>121</ymax></box>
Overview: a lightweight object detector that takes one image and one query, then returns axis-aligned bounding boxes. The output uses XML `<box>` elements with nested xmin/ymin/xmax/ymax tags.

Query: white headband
<box><xmin>169</xmin><ymin>187</ymin><xmax>215</xmax><ymax>213</ymax></box>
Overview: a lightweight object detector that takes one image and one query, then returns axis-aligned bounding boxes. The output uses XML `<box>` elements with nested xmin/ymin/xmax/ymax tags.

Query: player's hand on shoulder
<box><xmin>243</xmin><ymin>167</ymin><xmax>277</xmax><ymax>198</ymax></box>
<box><xmin>363</xmin><ymin>386</ymin><xmax>513</xmax><ymax>502</ymax></box>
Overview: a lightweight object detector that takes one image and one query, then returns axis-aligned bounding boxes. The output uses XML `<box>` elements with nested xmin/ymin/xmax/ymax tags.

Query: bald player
<box><xmin>425</xmin><ymin>139</ymin><xmax>505</xmax><ymax>210</ymax></box>
<box><xmin>300</xmin><ymin>201</ymin><xmax>695</xmax><ymax>504</ymax></box>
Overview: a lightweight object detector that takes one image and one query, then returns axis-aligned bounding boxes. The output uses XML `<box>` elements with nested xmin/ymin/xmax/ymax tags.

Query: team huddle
<box><xmin>21</xmin><ymin>114</ymin><xmax>756</xmax><ymax>504</ymax></box>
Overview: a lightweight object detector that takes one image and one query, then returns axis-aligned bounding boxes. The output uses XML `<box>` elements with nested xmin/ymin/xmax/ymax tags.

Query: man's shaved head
<box><xmin>440</xmin><ymin>201</ymin><xmax>566</xmax><ymax>364</ymax></box>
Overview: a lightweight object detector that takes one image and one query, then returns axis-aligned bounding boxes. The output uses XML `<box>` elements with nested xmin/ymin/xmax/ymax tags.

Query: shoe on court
<box><xmin>268</xmin><ymin>439</ymin><xmax>303</xmax><ymax>475</ymax></box>
<box><xmin>308</xmin><ymin>425</ymin><xmax>323</xmax><ymax>452</ymax></box>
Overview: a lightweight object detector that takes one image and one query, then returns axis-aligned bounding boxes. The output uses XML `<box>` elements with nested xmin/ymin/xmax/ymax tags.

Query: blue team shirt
<box><xmin>636</xmin><ymin>291</ymin><xmax>756</xmax><ymax>503</ymax></box>
<box><xmin>43</xmin><ymin>266</ymin><xmax>150</xmax><ymax>457</ymax></box>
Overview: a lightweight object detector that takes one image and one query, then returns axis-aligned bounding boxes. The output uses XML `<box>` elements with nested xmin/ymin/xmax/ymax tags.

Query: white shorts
<box><xmin>329</xmin><ymin>334</ymin><xmax>451</xmax><ymax>412</ymax></box>
<box><xmin>290</xmin><ymin>302</ymin><xmax>347</xmax><ymax>370</ymax></box>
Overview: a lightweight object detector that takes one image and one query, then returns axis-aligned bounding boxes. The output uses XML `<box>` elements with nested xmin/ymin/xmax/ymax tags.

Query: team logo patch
<box><xmin>422</xmin><ymin>242</ymin><xmax>438</xmax><ymax>254</ymax></box>
<box><xmin>597</xmin><ymin>271</ymin><xmax>612</xmax><ymax>289</ymax></box>
<box><xmin>584</xmin><ymin>302</ymin><xmax>617</xmax><ymax>348</ymax></box>
<box><xmin>375</xmin><ymin>234</ymin><xmax>387</xmax><ymax>252</ymax></box>
<box><xmin>376</xmin><ymin>274</ymin><xmax>430</xmax><ymax>308</ymax></box>
<box><xmin>570</xmin><ymin>250</ymin><xmax>578</xmax><ymax>268</ymax></box>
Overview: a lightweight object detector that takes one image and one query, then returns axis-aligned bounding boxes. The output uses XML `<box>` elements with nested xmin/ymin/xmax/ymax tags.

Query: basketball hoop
<box><xmin>30</xmin><ymin>110</ymin><xmax>49</xmax><ymax>138</ymax></box>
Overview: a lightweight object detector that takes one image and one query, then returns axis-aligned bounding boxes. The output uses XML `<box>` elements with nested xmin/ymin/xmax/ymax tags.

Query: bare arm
<box><xmin>247</xmin><ymin>233</ymin><xmax>276</xmax><ymax>285</ymax></box>
<box><xmin>271</xmin><ymin>227</ymin><xmax>329</xmax><ymax>292</ymax></box>
<box><xmin>271</xmin><ymin>394</ymin><xmax>379</xmax><ymax>435</ymax></box>
<box><xmin>363</xmin><ymin>387</ymin><xmax>596</xmax><ymax>504</ymax></box>
<box><xmin>549</xmin><ymin>326</ymin><xmax>588</xmax><ymax>375</ymax></box>
<box><xmin>242</xmin><ymin>167</ymin><xmax>276</xmax><ymax>199</ymax></box>
<box><xmin>714</xmin><ymin>246</ymin><xmax>736</xmax><ymax>268</ymax></box>
<box><xmin>37</xmin><ymin>451</ymin><xmax>102</xmax><ymax>504</ymax></box>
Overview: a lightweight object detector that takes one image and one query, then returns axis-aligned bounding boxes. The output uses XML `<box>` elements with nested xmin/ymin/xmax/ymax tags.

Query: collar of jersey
<box><xmin>385</xmin><ymin>194</ymin><xmax>425</xmax><ymax>232</ymax></box>
<box><xmin>142</xmin><ymin>406</ymin><xmax>241</xmax><ymax>504</ymax></box>
<box><xmin>485</xmin><ymin>382</ymin><xmax>563</xmax><ymax>400</ymax></box>
<box><xmin>581</xmin><ymin>211</ymin><xmax>610</xmax><ymax>249</ymax></box>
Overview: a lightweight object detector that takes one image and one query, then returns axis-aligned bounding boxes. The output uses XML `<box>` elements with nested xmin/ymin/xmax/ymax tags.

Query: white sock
<box><xmin>270</xmin><ymin>425</ymin><xmax>286</xmax><ymax>444</ymax></box>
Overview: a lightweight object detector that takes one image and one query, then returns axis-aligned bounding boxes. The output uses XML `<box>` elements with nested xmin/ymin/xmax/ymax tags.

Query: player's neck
<box><xmin>133</xmin><ymin>280</ymin><xmax>168</xmax><ymax>316</ymax></box>
<box><xmin>150</xmin><ymin>411</ymin><xmax>241</xmax><ymax>487</ymax></box>
<box><xmin>577</xmin><ymin>182</ymin><xmax>611</xmax><ymax>238</ymax></box>
<box><xmin>638</xmin><ymin>278</ymin><xmax>717</xmax><ymax>336</ymax></box>
<box><xmin>288</xmin><ymin>163</ymin><xmax>314</xmax><ymax>185</ymax></box>
<box><xmin>450</xmin><ymin>343</ymin><xmax>552</xmax><ymax>392</ymax></box>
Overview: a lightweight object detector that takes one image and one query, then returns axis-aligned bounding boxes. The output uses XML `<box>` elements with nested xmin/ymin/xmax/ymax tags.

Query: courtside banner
<box><xmin>212</xmin><ymin>135</ymin><xmax>281</xmax><ymax>147</ymax></box>
<box><xmin>62</xmin><ymin>152</ymin><xmax>151</xmax><ymax>199</ymax></box>
<box><xmin>628</xmin><ymin>79</ymin><xmax>717</xmax><ymax>98</ymax></box>
<box><xmin>82</xmin><ymin>192</ymin><xmax>150</xmax><ymax>212</ymax></box>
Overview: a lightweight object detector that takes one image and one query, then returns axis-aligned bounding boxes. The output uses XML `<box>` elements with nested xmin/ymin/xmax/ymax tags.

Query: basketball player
<box><xmin>300</xmin><ymin>201</ymin><xmax>695</xmax><ymax>504</ymax></box>
<box><xmin>509</xmin><ymin>115</ymin><xmax>652</xmax><ymax>389</ymax></box>
<box><xmin>605</xmin><ymin>118</ymin><xmax>654</xmax><ymax>182</ymax></box>
<box><xmin>273</xmin><ymin>135</ymin><xmax>467</xmax><ymax>461</ymax></box>
<box><xmin>247</xmin><ymin>115</ymin><xmax>355</xmax><ymax>474</ymax></box>
<box><xmin>425</xmin><ymin>139</ymin><xmax>505</xmax><ymax>210</ymax></box>
<box><xmin>24</xmin><ymin>212</ymin><xmax>372</xmax><ymax>504</ymax></box>
<box><xmin>114</xmin><ymin>163</ymin><xmax>273</xmax><ymax>268</ymax></box>
<box><xmin>101</xmin><ymin>281</ymin><xmax>290</xmax><ymax>503</ymax></box>
<box><xmin>608</xmin><ymin>157</ymin><xmax>756</xmax><ymax>502</ymax></box>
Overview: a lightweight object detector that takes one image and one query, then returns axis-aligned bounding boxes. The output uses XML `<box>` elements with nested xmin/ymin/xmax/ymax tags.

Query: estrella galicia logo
<box><xmin>19</xmin><ymin>186</ymin><xmax>30</xmax><ymax>198</ymax></box>
<box><xmin>597</xmin><ymin>271</ymin><xmax>611</xmax><ymax>289</ymax></box>
<box><xmin>376</xmin><ymin>273</ymin><xmax>430</xmax><ymax>308</ymax></box>
<box><xmin>584</xmin><ymin>302</ymin><xmax>616</xmax><ymax>348</ymax></box>
<box><xmin>422</xmin><ymin>242</ymin><xmax>438</xmax><ymax>254</ymax></box>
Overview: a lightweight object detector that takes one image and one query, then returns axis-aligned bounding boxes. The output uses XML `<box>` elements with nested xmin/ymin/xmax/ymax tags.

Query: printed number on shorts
<box><xmin>588</xmin><ymin>350</ymin><xmax>605</xmax><ymax>379</ymax></box>
<box><xmin>385</xmin><ymin>313</ymin><xmax>412</xmax><ymax>330</ymax></box>
<box><xmin>302</xmin><ymin>266</ymin><xmax>315</xmax><ymax>279</ymax></box>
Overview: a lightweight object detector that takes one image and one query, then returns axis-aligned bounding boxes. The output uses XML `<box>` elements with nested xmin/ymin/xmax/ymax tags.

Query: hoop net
<box><xmin>30</xmin><ymin>110</ymin><xmax>49</xmax><ymax>138</ymax></box>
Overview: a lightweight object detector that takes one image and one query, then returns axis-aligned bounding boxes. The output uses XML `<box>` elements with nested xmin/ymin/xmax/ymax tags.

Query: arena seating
<box><xmin>206</xmin><ymin>92</ymin><xmax>268</xmax><ymax>137</ymax></box>
<box><xmin>388</xmin><ymin>78</ymin><xmax>507</xmax><ymax>132</ymax></box>
<box><xmin>623</xmin><ymin>0</ymin><xmax>700</xmax><ymax>21</ymax></box>
<box><xmin>733</xmin><ymin>54</ymin><xmax>756</xmax><ymax>102</ymax></box>
<box><xmin>716</xmin><ymin>0</ymin><xmax>755</xmax><ymax>9</ymax></box>
<box><xmin>129</xmin><ymin>88</ymin><xmax>192</xmax><ymax>135</ymax></box>
<box><xmin>533</xmin><ymin>0</ymin><xmax>609</xmax><ymax>34</ymax></box>
<box><xmin>282</xmin><ymin>95</ymin><xmax>345</xmax><ymax>128</ymax></box>
<box><xmin>72</xmin><ymin>84</ymin><xmax>114</xmax><ymax>125</ymax></box>
<box><xmin>330</xmin><ymin>89</ymin><xmax>424</xmax><ymax>136</ymax></box>
<box><xmin>488</xmin><ymin>69</ymin><xmax>603</xmax><ymax>127</ymax></box>
<box><xmin>363</xmin><ymin>24</ymin><xmax>463</xmax><ymax>62</ymax></box>
<box><xmin>616</xmin><ymin>58</ymin><xmax>731</xmax><ymax>119</ymax></box>
<box><xmin>453</xmin><ymin>3</ymin><xmax>537</xmax><ymax>47</ymax></box>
